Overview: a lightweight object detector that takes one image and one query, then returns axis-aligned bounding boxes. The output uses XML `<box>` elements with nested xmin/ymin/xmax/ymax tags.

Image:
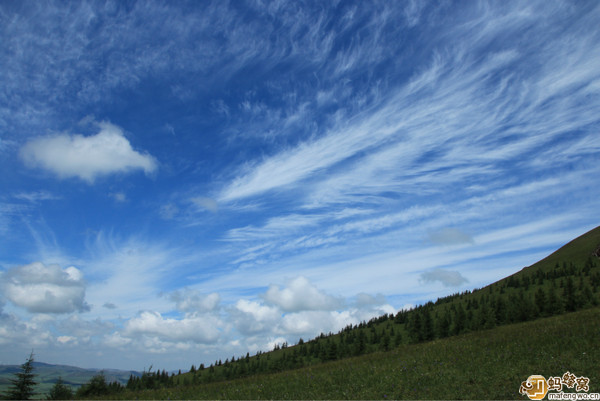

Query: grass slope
<box><xmin>106</xmin><ymin>225</ymin><xmax>600</xmax><ymax>399</ymax></box>
<box><xmin>9</xmin><ymin>225</ymin><xmax>598</xmax><ymax>399</ymax></box>
<box><xmin>102</xmin><ymin>307</ymin><xmax>600</xmax><ymax>400</ymax></box>
<box><xmin>509</xmin><ymin>225</ymin><xmax>600</xmax><ymax>277</ymax></box>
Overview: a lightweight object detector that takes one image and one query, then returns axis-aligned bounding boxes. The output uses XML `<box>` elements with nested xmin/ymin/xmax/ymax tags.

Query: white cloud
<box><xmin>232</xmin><ymin>299</ymin><xmax>281</xmax><ymax>335</ymax></box>
<box><xmin>280</xmin><ymin>310</ymin><xmax>355</xmax><ymax>336</ymax></box>
<box><xmin>13</xmin><ymin>191</ymin><xmax>61</xmax><ymax>203</ymax></box>
<box><xmin>57</xmin><ymin>335</ymin><xmax>77</xmax><ymax>344</ymax></box>
<box><xmin>169</xmin><ymin>290</ymin><xmax>220</xmax><ymax>313</ymax></box>
<box><xmin>419</xmin><ymin>268</ymin><xmax>469</xmax><ymax>287</ymax></box>
<box><xmin>1</xmin><ymin>262</ymin><xmax>90</xmax><ymax>314</ymax></box>
<box><xmin>124</xmin><ymin>311</ymin><xmax>221</xmax><ymax>344</ymax></box>
<box><xmin>83</xmin><ymin>232</ymin><xmax>186</xmax><ymax>318</ymax></box>
<box><xmin>20</xmin><ymin>122</ymin><xmax>157</xmax><ymax>182</ymax></box>
<box><xmin>263</xmin><ymin>276</ymin><xmax>343</xmax><ymax>312</ymax></box>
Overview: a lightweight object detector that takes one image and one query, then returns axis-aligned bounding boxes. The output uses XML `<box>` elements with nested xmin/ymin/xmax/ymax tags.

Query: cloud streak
<box><xmin>1</xmin><ymin>0</ymin><xmax>598</xmax><ymax>371</ymax></box>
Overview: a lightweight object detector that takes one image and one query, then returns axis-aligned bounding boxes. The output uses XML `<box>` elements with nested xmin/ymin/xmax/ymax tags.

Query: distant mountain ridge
<box><xmin>0</xmin><ymin>361</ymin><xmax>141</xmax><ymax>398</ymax></box>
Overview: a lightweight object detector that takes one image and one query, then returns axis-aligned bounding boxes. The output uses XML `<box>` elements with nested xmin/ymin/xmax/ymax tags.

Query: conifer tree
<box><xmin>407</xmin><ymin>309</ymin><xmax>423</xmax><ymax>343</ymax></box>
<box><xmin>534</xmin><ymin>287</ymin><xmax>547</xmax><ymax>316</ymax></box>
<box><xmin>422</xmin><ymin>308</ymin><xmax>434</xmax><ymax>341</ymax></box>
<box><xmin>436</xmin><ymin>309</ymin><xmax>451</xmax><ymax>338</ymax></box>
<box><xmin>48</xmin><ymin>376</ymin><xmax>73</xmax><ymax>400</ymax></box>
<box><xmin>5</xmin><ymin>351</ymin><xmax>37</xmax><ymax>400</ymax></box>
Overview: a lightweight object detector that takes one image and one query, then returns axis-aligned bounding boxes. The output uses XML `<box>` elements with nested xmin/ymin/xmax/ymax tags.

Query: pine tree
<box><xmin>407</xmin><ymin>309</ymin><xmax>423</xmax><ymax>343</ymax></box>
<box><xmin>563</xmin><ymin>276</ymin><xmax>577</xmax><ymax>311</ymax></box>
<box><xmin>75</xmin><ymin>373</ymin><xmax>109</xmax><ymax>398</ymax></box>
<box><xmin>452</xmin><ymin>304</ymin><xmax>466</xmax><ymax>335</ymax></box>
<box><xmin>5</xmin><ymin>351</ymin><xmax>37</xmax><ymax>400</ymax></box>
<box><xmin>422</xmin><ymin>308</ymin><xmax>434</xmax><ymax>341</ymax></box>
<box><xmin>534</xmin><ymin>287</ymin><xmax>547</xmax><ymax>316</ymax></box>
<box><xmin>47</xmin><ymin>377</ymin><xmax>73</xmax><ymax>400</ymax></box>
<box><xmin>436</xmin><ymin>309</ymin><xmax>451</xmax><ymax>338</ymax></box>
<box><xmin>394</xmin><ymin>330</ymin><xmax>403</xmax><ymax>347</ymax></box>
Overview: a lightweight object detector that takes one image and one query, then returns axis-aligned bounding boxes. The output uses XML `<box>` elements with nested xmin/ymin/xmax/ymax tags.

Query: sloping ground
<box><xmin>105</xmin><ymin>306</ymin><xmax>600</xmax><ymax>400</ymax></box>
<box><xmin>519</xmin><ymin>225</ymin><xmax>600</xmax><ymax>274</ymax></box>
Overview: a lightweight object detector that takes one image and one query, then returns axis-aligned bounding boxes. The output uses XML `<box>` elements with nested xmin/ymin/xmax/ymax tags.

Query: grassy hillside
<box><xmin>96</xmin><ymin>307</ymin><xmax>600</xmax><ymax>399</ymax></box>
<box><xmin>521</xmin><ymin>225</ymin><xmax>600</xmax><ymax>273</ymax></box>
<box><xmin>9</xmin><ymin>225</ymin><xmax>599</xmax><ymax>399</ymax></box>
<box><xmin>163</xmin><ymin>225</ymin><xmax>600</xmax><ymax>387</ymax></box>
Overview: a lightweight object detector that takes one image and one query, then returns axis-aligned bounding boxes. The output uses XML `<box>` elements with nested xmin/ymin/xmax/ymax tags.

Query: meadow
<box><xmin>99</xmin><ymin>306</ymin><xmax>600</xmax><ymax>399</ymax></box>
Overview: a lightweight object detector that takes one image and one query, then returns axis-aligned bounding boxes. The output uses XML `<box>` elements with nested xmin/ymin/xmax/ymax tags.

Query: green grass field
<box><xmin>100</xmin><ymin>306</ymin><xmax>599</xmax><ymax>400</ymax></box>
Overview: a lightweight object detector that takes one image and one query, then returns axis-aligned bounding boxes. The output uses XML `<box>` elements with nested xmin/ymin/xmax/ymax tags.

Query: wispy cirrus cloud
<box><xmin>1</xmin><ymin>0</ymin><xmax>599</xmax><ymax>372</ymax></box>
<box><xmin>218</xmin><ymin>1</ymin><xmax>599</xmax><ymax>208</ymax></box>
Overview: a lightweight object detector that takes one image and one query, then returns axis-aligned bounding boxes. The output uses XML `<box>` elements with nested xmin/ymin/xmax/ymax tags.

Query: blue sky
<box><xmin>1</xmin><ymin>0</ymin><xmax>599</xmax><ymax>371</ymax></box>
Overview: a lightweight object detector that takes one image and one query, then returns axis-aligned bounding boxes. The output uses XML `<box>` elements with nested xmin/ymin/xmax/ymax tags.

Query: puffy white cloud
<box><xmin>169</xmin><ymin>289</ymin><xmax>220</xmax><ymax>313</ymax></box>
<box><xmin>263</xmin><ymin>276</ymin><xmax>343</xmax><ymax>312</ymax></box>
<box><xmin>420</xmin><ymin>268</ymin><xmax>469</xmax><ymax>287</ymax></box>
<box><xmin>1</xmin><ymin>262</ymin><xmax>90</xmax><ymax>313</ymax></box>
<box><xmin>124</xmin><ymin>311</ymin><xmax>221</xmax><ymax>344</ymax></box>
<box><xmin>20</xmin><ymin>122</ymin><xmax>157</xmax><ymax>182</ymax></box>
<box><xmin>232</xmin><ymin>299</ymin><xmax>280</xmax><ymax>335</ymax></box>
<box><xmin>280</xmin><ymin>310</ymin><xmax>354</xmax><ymax>336</ymax></box>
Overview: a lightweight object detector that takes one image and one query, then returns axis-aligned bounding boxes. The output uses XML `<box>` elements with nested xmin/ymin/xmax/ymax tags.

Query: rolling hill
<box><xmin>0</xmin><ymin>362</ymin><xmax>140</xmax><ymax>399</ymax></box>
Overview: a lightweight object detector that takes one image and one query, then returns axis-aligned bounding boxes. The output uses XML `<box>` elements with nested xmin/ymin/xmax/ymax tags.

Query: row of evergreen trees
<box><xmin>6</xmin><ymin>256</ymin><xmax>598</xmax><ymax>398</ymax></box>
<box><xmin>114</xmin><ymin>256</ymin><xmax>599</xmax><ymax>392</ymax></box>
<box><xmin>159</xmin><ymin>256</ymin><xmax>600</xmax><ymax>389</ymax></box>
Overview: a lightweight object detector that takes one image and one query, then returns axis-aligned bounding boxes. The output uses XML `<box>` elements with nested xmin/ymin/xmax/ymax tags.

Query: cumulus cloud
<box><xmin>428</xmin><ymin>228</ymin><xmax>474</xmax><ymax>246</ymax></box>
<box><xmin>280</xmin><ymin>310</ymin><xmax>353</xmax><ymax>336</ymax></box>
<box><xmin>168</xmin><ymin>289</ymin><xmax>220</xmax><ymax>313</ymax></box>
<box><xmin>232</xmin><ymin>299</ymin><xmax>281</xmax><ymax>335</ymax></box>
<box><xmin>263</xmin><ymin>276</ymin><xmax>343</xmax><ymax>312</ymax></box>
<box><xmin>124</xmin><ymin>311</ymin><xmax>221</xmax><ymax>344</ymax></box>
<box><xmin>19</xmin><ymin>122</ymin><xmax>157</xmax><ymax>182</ymax></box>
<box><xmin>1</xmin><ymin>262</ymin><xmax>90</xmax><ymax>313</ymax></box>
<box><xmin>420</xmin><ymin>268</ymin><xmax>469</xmax><ymax>287</ymax></box>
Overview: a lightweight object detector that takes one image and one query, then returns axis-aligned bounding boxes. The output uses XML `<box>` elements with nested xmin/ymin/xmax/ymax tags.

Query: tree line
<box><xmin>4</xmin><ymin>256</ymin><xmax>598</xmax><ymax>398</ymax></box>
